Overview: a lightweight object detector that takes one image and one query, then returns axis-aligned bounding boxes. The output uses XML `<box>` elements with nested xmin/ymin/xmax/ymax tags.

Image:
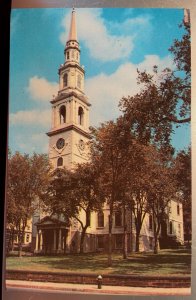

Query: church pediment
<box><xmin>35</xmin><ymin>216</ymin><xmax>67</xmax><ymax>227</ymax></box>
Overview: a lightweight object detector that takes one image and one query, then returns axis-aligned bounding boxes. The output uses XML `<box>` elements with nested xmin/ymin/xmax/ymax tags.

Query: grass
<box><xmin>6</xmin><ymin>249</ymin><xmax>191</xmax><ymax>276</ymax></box>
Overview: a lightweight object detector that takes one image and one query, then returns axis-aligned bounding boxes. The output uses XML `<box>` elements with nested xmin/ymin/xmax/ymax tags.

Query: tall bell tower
<box><xmin>47</xmin><ymin>8</ymin><xmax>91</xmax><ymax>169</ymax></box>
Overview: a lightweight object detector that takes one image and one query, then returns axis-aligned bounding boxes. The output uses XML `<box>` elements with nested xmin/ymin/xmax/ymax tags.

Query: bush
<box><xmin>159</xmin><ymin>235</ymin><xmax>182</xmax><ymax>249</ymax></box>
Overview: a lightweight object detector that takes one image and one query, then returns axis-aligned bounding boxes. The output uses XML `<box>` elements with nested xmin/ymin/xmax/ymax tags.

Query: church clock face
<box><xmin>56</xmin><ymin>138</ymin><xmax>65</xmax><ymax>149</ymax></box>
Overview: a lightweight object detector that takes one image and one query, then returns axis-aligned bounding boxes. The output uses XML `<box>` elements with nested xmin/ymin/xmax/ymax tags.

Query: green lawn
<box><xmin>6</xmin><ymin>249</ymin><xmax>191</xmax><ymax>276</ymax></box>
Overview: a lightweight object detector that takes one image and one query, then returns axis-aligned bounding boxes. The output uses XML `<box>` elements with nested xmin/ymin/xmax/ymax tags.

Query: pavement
<box><xmin>6</xmin><ymin>280</ymin><xmax>191</xmax><ymax>296</ymax></box>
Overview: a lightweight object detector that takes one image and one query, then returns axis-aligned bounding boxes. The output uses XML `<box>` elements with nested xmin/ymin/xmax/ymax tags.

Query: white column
<box><xmin>35</xmin><ymin>232</ymin><xmax>39</xmax><ymax>251</ymax></box>
<box><xmin>52</xmin><ymin>107</ymin><xmax>55</xmax><ymax>128</ymax></box>
<box><xmin>69</xmin><ymin>101</ymin><xmax>72</xmax><ymax>124</ymax></box>
<box><xmin>55</xmin><ymin>106</ymin><xmax>59</xmax><ymax>127</ymax></box>
<box><xmin>74</xmin><ymin>101</ymin><xmax>77</xmax><ymax>124</ymax></box>
<box><xmin>85</xmin><ymin>107</ymin><xmax>88</xmax><ymax>129</ymax></box>
<box><xmin>40</xmin><ymin>231</ymin><xmax>43</xmax><ymax>251</ymax></box>
<box><xmin>54</xmin><ymin>106</ymin><xmax>56</xmax><ymax>127</ymax></box>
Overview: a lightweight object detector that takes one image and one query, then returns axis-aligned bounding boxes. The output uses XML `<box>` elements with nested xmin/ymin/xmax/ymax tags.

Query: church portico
<box><xmin>34</xmin><ymin>217</ymin><xmax>69</xmax><ymax>255</ymax></box>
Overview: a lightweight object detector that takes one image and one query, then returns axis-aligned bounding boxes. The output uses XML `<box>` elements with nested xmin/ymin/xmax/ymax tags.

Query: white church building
<box><xmin>30</xmin><ymin>9</ymin><xmax>184</xmax><ymax>255</ymax></box>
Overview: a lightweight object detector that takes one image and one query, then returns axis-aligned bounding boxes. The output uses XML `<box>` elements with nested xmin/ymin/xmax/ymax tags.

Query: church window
<box><xmin>57</xmin><ymin>157</ymin><xmax>63</xmax><ymax>167</ymax></box>
<box><xmin>67</xmin><ymin>52</ymin><xmax>70</xmax><ymax>59</ymax></box>
<box><xmin>149</xmin><ymin>215</ymin><xmax>153</xmax><ymax>230</ymax></box>
<box><xmin>169</xmin><ymin>221</ymin><xmax>173</xmax><ymax>234</ymax></box>
<box><xmin>77</xmin><ymin>74</ymin><xmax>81</xmax><ymax>89</ymax></box>
<box><xmin>97</xmin><ymin>211</ymin><xmax>104</xmax><ymax>227</ymax></box>
<box><xmin>177</xmin><ymin>204</ymin><xmax>180</xmax><ymax>215</ymax></box>
<box><xmin>59</xmin><ymin>105</ymin><xmax>66</xmax><ymax>124</ymax></box>
<box><xmin>63</xmin><ymin>73</ymin><xmax>68</xmax><ymax>87</ymax></box>
<box><xmin>178</xmin><ymin>223</ymin><xmax>181</xmax><ymax>236</ymax></box>
<box><xmin>26</xmin><ymin>234</ymin><xmax>30</xmax><ymax>243</ymax></box>
<box><xmin>78</xmin><ymin>106</ymin><xmax>84</xmax><ymax>125</ymax></box>
<box><xmin>87</xmin><ymin>212</ymin><xmax>91</xmax><ymax>227</ymax></box>
<box><xmin>115</xmin><ymin>211</ymin><xmax>122</xmax><ymax>227</ymax></box>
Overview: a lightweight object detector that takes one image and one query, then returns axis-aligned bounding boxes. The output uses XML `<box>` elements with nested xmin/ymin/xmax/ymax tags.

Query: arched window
<box><xmin>169</xmin><ymin>221</ymin><xmax>173</xmax><ymax>234</ymax></box>
<box><xmin>149</xmin><ymin>215</ymin><xmax>153</xmax><ymax>230</ymax></box>
<box><xmin>57</xmin><ymin>157</ymin><xmax>63</xmax><ymax>167</ymax></box>
<box><xmin>59</xmin><ymin>105</ymin><xmax>66</xmax><ymax>124</ymax></box>
<box><xmin>77</xmin><ymin>74</ymin><xmax>81</xmax><ymax>89</ymax></box>
<box><xmin>63</xmin><ymin>73</ymin><xmax>68</xmax><ymax>87</ymax></box>
<box><xmin>67</xmin><ymin>52</ymin><xmax>69</xmax><ymax>60</ymax></box>
<box><xmin>78</xmin><ymin>106</ymin><xmax>84</xmax><ymax>125</ymax></box>
<box><xmin>97</xmin><ymin>211</ymin><xmax>104</xmax><ymax>228</ymax></box>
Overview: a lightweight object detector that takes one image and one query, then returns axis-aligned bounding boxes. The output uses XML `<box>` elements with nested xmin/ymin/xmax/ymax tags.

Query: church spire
<box><xmin>68</xmin><ymin>8</ymin><xmax>77</xmax><ymax>41</ymax></box>
<box><xmin>64</xmin><ymin>8</ymin><xmax>80</xmax><ymax>64</ymax></box>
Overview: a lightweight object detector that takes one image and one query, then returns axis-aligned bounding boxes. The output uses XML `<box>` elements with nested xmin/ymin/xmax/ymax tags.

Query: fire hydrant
<box><xmin>97</xmin><ymin>275</ymin><xmax>103</xmax><ymax>289</ymax></box>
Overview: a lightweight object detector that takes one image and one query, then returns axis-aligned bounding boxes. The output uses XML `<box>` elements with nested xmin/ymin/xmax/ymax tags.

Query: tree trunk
<box><xmin>80</xmin><ymin>209</ymin><xmax>91</xmax><ymax>254</ymax></box>
<box><xmin>153</xmin><ymin>218</ymin><xmax>160</xmax><ymax>254</ymax></box>
<box><xmin>123</xmin><ymin>229</ymin><xmax>128</xmax><ymax>259</ymax></box>
<box><xmin>135</xmin><ymin>232</ymin><xmax>140</xmax><ymax>252</ymax></box>
<box><xmin>18</xmin><ymin>232</ymin><xmax>22</xmax><ymax>257</ymax></box>
<box><xmin>80</xmin><ymin>226</ymin><xmax>87</xmax><ymax>254</ymax></box>
<box><xmin>154</xmin><ymin>235</ymin><xmax>158</xmax><ymax>254</ymax></box>
<box><xmin>123</xmin><ymin>204</ymin><xmax>127</xmax><ymax>259</ymax></box>
<box><xmin>108</xmin><ymin>213</ymin><xmax>113</xmax><ymax>267</ymax></box>
<box><xmin>154</xmin><ymin>222</ymin><xmax>161</xmax><ymax>254</ymax></box>
<box><xmin>129</xmin><ymin>209</ymin><xmax>133</xmax><ymax>253</ymax></box>
<box><xmin>11</xmin><ymin>230</ymin><xmax>15</xmax><ymax>252</ymax></box>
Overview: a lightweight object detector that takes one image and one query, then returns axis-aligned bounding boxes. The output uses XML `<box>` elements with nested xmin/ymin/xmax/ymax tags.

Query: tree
<box><xmin>119</xmin><ymin>23</ymin><xmax>190</xmax><ymax>148</ymax></box>
<box><xmin>43</xmin><ymin>163</ymin><xmax>103</xmax><ymax>254</ymax></box>
<box><xmin>146</xmin><ymin>150</ymin><xmax>178</xmax><ymax>254</ymax></box>
<box><xmin>124</xmin><ymin>144</ymin><xmax>155</xmax><ymax>252</ymax></box>
<box><xmin>91</xmin><ymin>119</ymin><xmax>134</xmax><ymax>265</ymax></box>
<box><xmin>71</xmin><ymin>163</ymin><xmax>103</xmax><ymax>253</ymax></box>
<box><xmin>42</xmin><ymin>167</ymin><xmax>76</xmax><ymax>225</ymax></box>
<box><xmin>174</xmin><ymin>147</ymin><xmax>191</xmax><ymax>242</ymax></box>
<box><xmin>6</xmin><ymin>152</ymin><xmax>50</xmax><ymax>256</ymax></box>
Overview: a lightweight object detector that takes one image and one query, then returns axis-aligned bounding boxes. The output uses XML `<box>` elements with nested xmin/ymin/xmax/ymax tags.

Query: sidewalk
<box><xmin>6</xmin><ymin>280</ymin><xmax>191</xmax><ymax>296</ymax></box>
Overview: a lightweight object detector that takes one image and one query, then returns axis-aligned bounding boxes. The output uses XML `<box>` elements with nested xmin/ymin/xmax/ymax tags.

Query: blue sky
<box><xmin>9</xmin><ymin>7</ymin><xmax>190</xmax><ymax>154</ymax></box>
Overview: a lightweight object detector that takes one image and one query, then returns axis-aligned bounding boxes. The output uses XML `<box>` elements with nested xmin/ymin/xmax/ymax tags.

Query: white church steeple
<box><xmin>47</xmin><ymin>8</ymin><xmax>91</xmax><ymax>170</ymax></box>
<box><xmin>64</xmin><ymin>8</ymin><xmax>80</xmax><ymax>66</ymax></box>
<box><xmin>68</xmin><ymin>8</ymin><xmax>77</xmax><ymax>41</ymax></box>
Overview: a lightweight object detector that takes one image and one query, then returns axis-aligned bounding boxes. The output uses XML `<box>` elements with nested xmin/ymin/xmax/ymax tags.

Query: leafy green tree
<box><xmin>42</xmin><ymin>168</ymin><xmax>76</xmax><ymax>225</ymax></box>
<box><xmin>124</xmin><ymin>144</ymin><xmax>155</xmax><ymax>252</ymax></box>
<box><xmin>146</xmin><ymin>150</ymin><xmax>177</xmax><ymax>254</ymax></box>
<box><xmin>174</xmin><ymin>147</ymin><xmax>191</xmax><ymax>242</ymax></box>
<box><xmin>72</xmin><ymin>163</ymin><xmax>103</xmax><ymax>253</ymax></box>
<box><xmin>44</xmin><ymin>163</ymin><xmax>103</xmax><ymax>254</ymax></box>
<box><xmin>119</xmin><ymin>23</ymin><xmax>190</xmax><ymax>148</ymax></box>
<box><xmin>91</xmin><ymin>119</ymin><xmax>134</xmax><ymax>265</ymax></box>
<box><xmin>6</xmin><ymin>152</ymin><xmax>50</xmax><ymax>256</ymax></box>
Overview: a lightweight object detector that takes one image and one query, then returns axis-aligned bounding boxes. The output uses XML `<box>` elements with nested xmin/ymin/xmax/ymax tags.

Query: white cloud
<box><xmin>10</xmin><ymin>109</ymin><xmax>51</xmax><ymax>127</ymax></box>
<box><xmin>9</xmin><ymin>110</ymin><xmax>50</xmax><ymax>154</ymax></box>
<box><xmin>13</xmin><ymin>132</ymin><xmax>49</xmax><ymax>154</ymax></box>
<box><xmin>10</xmin><ymin>54</ymin><xmax>173</xmax><ymax>154</ymax></box>
<box><xmin>27</xmin><ymin>76</ymin><xmax>58</xmax><ymax>102</ymax></box>
<box><xmin>60</xmin><ymin>8</ymin><xmax>135</xmax><ymax>62</ymax></box>
<box><xmin>86</xmin><ymin>55</ymin><xmax>173</xmax><ymax>125</ymax></box>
